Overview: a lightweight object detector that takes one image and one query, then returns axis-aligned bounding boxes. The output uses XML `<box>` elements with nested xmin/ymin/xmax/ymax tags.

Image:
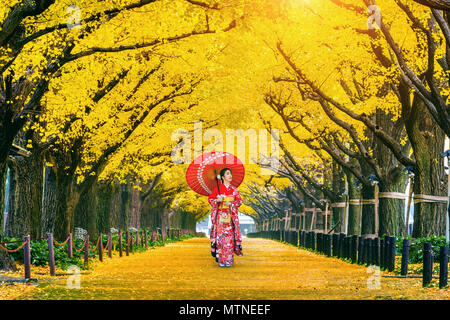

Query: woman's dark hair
<box><xmin>219</xmin><ymin>167</ymin><xmax>232</xmax><ymax>183</ymax></box>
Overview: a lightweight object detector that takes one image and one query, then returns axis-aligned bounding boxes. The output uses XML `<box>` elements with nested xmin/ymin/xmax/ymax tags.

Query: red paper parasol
<box><xmin>185</xmin><ymin>151</ymin><xmax>245</xmax><ymax>196</ymax></box>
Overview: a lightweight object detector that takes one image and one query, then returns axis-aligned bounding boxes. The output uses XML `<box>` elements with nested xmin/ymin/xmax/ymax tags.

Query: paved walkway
<box><xmin>19</xmin><ymin>237</ymin><xmax>450</xmax><ymax>299</ymax></box>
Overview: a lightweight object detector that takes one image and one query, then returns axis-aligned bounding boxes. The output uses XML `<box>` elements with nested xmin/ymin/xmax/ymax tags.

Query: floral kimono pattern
<box><xmin>208</xmin><ymin>184</ymin><xmax>243</xmax><ymax>265</ymax></box>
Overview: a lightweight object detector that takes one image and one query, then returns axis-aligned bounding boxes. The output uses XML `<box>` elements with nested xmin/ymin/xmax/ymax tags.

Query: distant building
<box><xmin>196</xmin><ymin>217</ymin><xmax>210</xmax><ymax>237</ymax></box>
<box><xmin>196</xmin><ymin>212</ymin><xmax>255</xmax><ymax>238</ymax></box>
<box><xmin>238</xmin><ymin>213</ymin><xmax>255</xmax><ymax>235</ymax></box>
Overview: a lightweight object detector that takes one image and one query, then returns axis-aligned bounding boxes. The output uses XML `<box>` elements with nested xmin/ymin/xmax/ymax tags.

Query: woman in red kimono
<box><xmin>208</xmin><ymin>167</ymin><xmax>243</xmax><ymax>267</ymax></box>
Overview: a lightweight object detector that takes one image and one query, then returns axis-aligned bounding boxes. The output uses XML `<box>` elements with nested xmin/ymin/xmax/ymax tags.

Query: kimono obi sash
<box><xmin>218</xmin><ymin>196</ymin><xmax>234</xmax><ymax>223</ymax></box>
<box><xmin>218</xmin><ymin>196</ymin><xmax>234</xmax><ymax>209</ymax></box>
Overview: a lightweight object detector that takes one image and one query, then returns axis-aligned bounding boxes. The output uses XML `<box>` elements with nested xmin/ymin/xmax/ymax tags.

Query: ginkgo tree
<box><xmin>3</xmin><ymin>0</ymin><xmax>450</xmax><ymax>253</ymax></box>
<box><xmin>0</xmin><ymin>0</ymin><xmax>245</xmax><ymax>240</ymax></box>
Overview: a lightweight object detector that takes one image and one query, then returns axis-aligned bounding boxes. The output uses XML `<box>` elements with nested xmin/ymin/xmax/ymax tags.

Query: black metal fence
<box><xmin>247</xmin><ymin>230</ymin><xmax>449</xmax><ymax>288</ymax></box>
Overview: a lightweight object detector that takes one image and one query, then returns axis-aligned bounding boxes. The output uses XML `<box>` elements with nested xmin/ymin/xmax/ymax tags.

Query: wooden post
<box><xmin>305</xmin><ymin>232</ymin><xmax>309</xmax><ymax>249</ymax></box>
<box><xmin>67</xmin><ymin>233</ymin><xmax>73</xmax><ymax>258</ymax></box>
<box><xmin>125</xmin><ymin>231</ymin><xmax>129</xmax><ymax>256</ymax></box>
<box><xmin>24</xmin><ymin>235</ymin><xmax>31</xmax><ymax>279</ymax></box>
<box><xmin>317</xmin><ymin>233</ymin><xmax>322</xmax><ymax>253</ymax></box>
<box><xmin>98</xmin><ymin>234</ymin><xmax>103</xmax><ymax>262</ymax></box>
<box><xmin>130</xmin><ymin>232</ymin><xmax>134</xmax><ymax>251</ymax></box>
<box><xmin>383</xmin><ymin>235</ymin><xmax>390</xmax><ymax>270</ymax></box>
<box><xmin>326</xmin><ymin>234</ymin><xmax>332</xmax><ymax>257</ymax></box>
<box><xmin>374</xmin><ymin>237</ymin><xmax>380</xmax><ymax>266</ymax></box>
<box><xmin>388</xmin><ymin>236</ymin><xmax>396</xmax><ymax>272</ymax></box>
<box><xmin>324</xmin><ymin>202</ymin><xmax>328</xmax><ymax>234</ymax></box>
<box><xmin>357</xmin><ymin>236</ymin><xmax>363</xmax><ymax>264</ymax></box>
<box><xmin>144</xmin><ymin>230</ymin><xmax>148</xmax><ymax>249</ymax></box>
<box><xmin>119</xmin><ymin>230</ymin><xmax>123</xmax><ymax>257</ymax></box>
<box><xmin>47</xmin><ymin>233</ymin><xmax>56</xmax><ymax>276</ymax></box>
<box><xmin>351</xmin><ymin>235</ymin><xmax>358</xmax><ymax>263</ymax></box>
<box><xmin>339</xmin><ymin>233</ymin><xmax>346</xmax><ymax>258</ymax></box>
<box><xmin>423</xmin><ymin>242</ymin><xmax>433</xmax><ymax>287</ymax></box>
<box><xmin>135</xmin><ymin>231</ymin><xmax>139</xmax><ymax>246</ymax></box>
<box><xmin>362</xmin><ymin>238</ymin><xmax>368</xmax><ymax>264</ymax></box>
<box><xmin>439</xmin><ymin>246</ymin><xmax>448</xmax><ymax>289</ymax></box>
<box><xmin>84</xmin><ymin>234</ymin><xmax>89</xmax><ymax>268</ymax></box>
<box><xmin>343</xmin><ymin>236</ymin><xmax>348</xmax><ymax>259</ymax></box>
<box><xmin>400</xmin><ymin>238</ymin><xmax>410</xmax><ymax>276</ymax></box>
<box><xmin>332</xmin><ymin>233</ymin><xmax>338</xmax><ymax>256</ymax></box>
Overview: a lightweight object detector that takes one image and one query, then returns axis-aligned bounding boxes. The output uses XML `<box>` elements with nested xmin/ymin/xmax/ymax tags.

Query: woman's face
<box><xmin>223</xmin><ymin>170</ymin><xmax>232</xmax><ymax>183</ymax></box>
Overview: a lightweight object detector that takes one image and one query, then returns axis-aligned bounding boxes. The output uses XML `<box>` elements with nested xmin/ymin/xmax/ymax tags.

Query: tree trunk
<box><xmin>130</xmin><ymin>187</ymin><xmax>142</xmax><ymax>229</ymax></box>
<box><xmin>4</xmin><ymin>162</ymin><xmax>17</xmax><ymax>237</ymax></box>
<box><xmin>96</xmin><ymin>182</ymin><xmax>113</xmax><ymax>233</ymax></box>
<box><xmin>346</xmin><ymin>171</ymin><xmax>359</xmax><ymax>235</ymax></box>
<box><xmin>110</xmin><ymin>183</ymin><xmax>123</xmax><ymax>229</ymax></box>
<box><xmin>53</xmin><ymin>170</ymin><xmax>80</xmax><ymax>241</ymax></box>
<box><xmin>375</xmin><ymin>109</ymin><xmax>408</xmax><ymax>236</ymax></box>
<box><xmin>120</xmin><ymin>183</ymin><xmax>131</xmax><ymax>230</ymax></box>
<box><xmin>42</xmin><ymin>164</ymin><xmax>57</xmax><ymax>234</ymax></box>
<box><xmin>330</xmin><ymin>161</ymin><xmax>346</xmax><ymax>233</ymax></box>
<box><xmin>74</xmin><ymin>176</ymin><xmax>98</xmax><ymax>236</ymax></box>
<box><xmin>0</xmin><ymin>160</ymin><xmax>16</xmax><ymax>271</ymax></box>
<box><xmin>378</xmin><ymin>182</ymin><xmax>406</xmax><ymax>236</ymax></box>
<box><xmin>5</xmin><ymin>152</ymin><xmax>44</xmax><ymax>238</ymax></box>
<box><xmin>361</xmin><ymin>184</ymin><xmax>375</xmax><ymax>235</ymax></box>
<box><xmin>406</xmin><ymin>95</ymin><xmax>447</xmax><ymax>237</ymax></box>
<box><xmin>47</xmin><ymin>146</ymin><xmax>82</xmax><ymax>241</ymax></box>
<box><xmin>0</xmin><ymin>160</ymin><xmax>7</xmax><ymax>236</ymax></box>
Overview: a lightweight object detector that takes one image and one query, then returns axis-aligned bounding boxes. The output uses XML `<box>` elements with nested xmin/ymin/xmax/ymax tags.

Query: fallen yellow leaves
<box><xmin>4</xmin><ymin>237</ymin><xmax>448</xmax><ymax>300</ymax></box>
<box><xmin>0</xmin><ymin>263</ymin><xmax>69</xmax><ymax>300</ymax></box>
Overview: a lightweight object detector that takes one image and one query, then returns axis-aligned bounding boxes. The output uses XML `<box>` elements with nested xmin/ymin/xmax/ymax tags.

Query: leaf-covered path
<box><xmin>19</xmin><ymin>237</ymin><xmax>450</xmax><ymax>300</ymax></box>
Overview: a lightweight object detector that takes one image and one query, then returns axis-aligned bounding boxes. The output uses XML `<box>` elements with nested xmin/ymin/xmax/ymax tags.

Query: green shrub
<box><xmin>2</xmin><ymin>231</ymin><xmax>195</xmax><ymax>271</ymax></box>
<box><xmin>3</xmin><ymin>237</ymin><xmax>84</xmax><ymax>270</ymax></box>
<box><xmin>391</xmin><ymin>234</ymin><xmax>448</xmax><ymax>263</ymax></box>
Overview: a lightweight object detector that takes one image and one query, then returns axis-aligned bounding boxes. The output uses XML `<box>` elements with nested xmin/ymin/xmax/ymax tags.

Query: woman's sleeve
<box><xmin>233</xmin><ymin>189</ymin><xmax>243</xmax><ymax>208</ymax></box>
<box><xmin>208</xmin><ymin>186</ymin><xmax>218</xmax><ymax>206</ymax></box>
<box><xmin>231</xmin><ymin>189</ymin><xmax>243</xmax><ymax>246</ymax></box>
